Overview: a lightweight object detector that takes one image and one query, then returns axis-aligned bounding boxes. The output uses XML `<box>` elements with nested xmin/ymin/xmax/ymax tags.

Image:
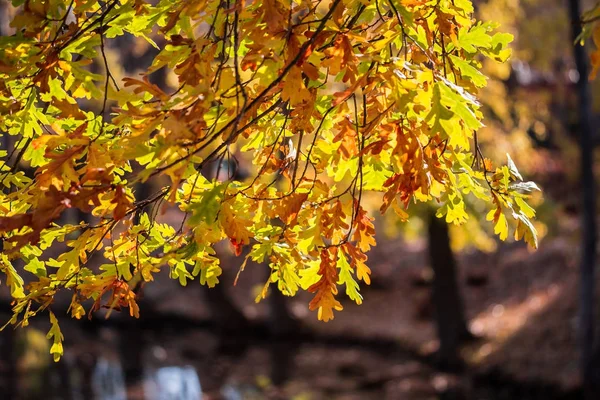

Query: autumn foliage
<box><xmin>0</xmin><ymin>0</ymin><xmax>540</xmax><ymax>361</ymax></box>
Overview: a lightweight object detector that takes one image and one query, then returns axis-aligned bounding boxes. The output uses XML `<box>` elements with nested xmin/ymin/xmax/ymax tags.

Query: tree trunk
<box><xmin>268</xmin><ymin>288</ymin><xmax>299</xmax><ymax>386</ymax></box>
<box><xmin>567</xmin><ymin>1</ymin><xmax>599</xmax><ymax>398</ymax></box>
<box><xmin>427</xmin><ymin>211</ymin><xmax>470</xmax><ymax>371</ymax></box>
<box><xmin>0</xmin><ymin>327</ymin><xmax>18</xmax><ymax>400</ymax></box>
<box><xmin>202</xmin><ymin>281</ymin><xmax>249</xmax><ymax>333</ymax></box>
<box><xmin>118</xmin><ymin>322</ymin><xmax>145</xmax><ymax>389</ymax></box>
<box><xmin>268</xmin><ymin>288</ymin><xmax>300</xmax><ymax>336</ymax></box>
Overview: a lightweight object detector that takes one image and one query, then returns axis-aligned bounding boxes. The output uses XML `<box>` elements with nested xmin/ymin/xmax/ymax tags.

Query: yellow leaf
<box><xmin>494</xmin><ymin>212</ymin><xmax>508</xmax><ymax>241</ymax></box>
<box><xmin>46</xmin><ymin>311</ymin><xmax>64</xmax><ymax>362</ymax></box>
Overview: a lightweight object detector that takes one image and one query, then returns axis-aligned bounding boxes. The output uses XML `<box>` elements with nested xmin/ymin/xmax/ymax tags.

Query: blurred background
<box><xmin>1</xmin><ymin>0</ymin><xmax>599</xmax><ymax>399</ymax></box>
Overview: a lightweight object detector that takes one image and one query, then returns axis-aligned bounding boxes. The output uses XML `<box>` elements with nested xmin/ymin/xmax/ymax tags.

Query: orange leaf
<box><xmin>111</xmin><ymin>186</ymin><xmax>132</xmax><ymax>221</ymax></box>
<box><xmin>308</xmin><ymin>248</ymin><xmax>343</xmax><ymax>322</ymax></box>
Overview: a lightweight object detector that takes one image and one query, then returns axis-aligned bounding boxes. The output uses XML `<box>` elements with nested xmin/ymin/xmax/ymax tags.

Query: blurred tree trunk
<box><xmin>268</xmin><ymin>288</ymin><xmax>299</xmax><ymax>387</ymax></box>
<box><xmin>427</xmin><ymin>211</ymin><xmax>470</xmax><ymax>371</ymax></box>
<box><xmin>266</xmin><ymin>161</ymin><xmax>302</xmax><ymax>386</ymax></box>
<box><xmin>0</xmin><ymin>325</ymin><xmax>18</xmax><ymax>400</ymax></box>
<box><xmin>568</xmin><ymin>0</ymin><xmax>599</xmax><ymax>398</ymax></box>
<box><xmin>119</xmin><ymin>321</ymin><xmax>145</xmax><ymax>389</ymax></box>
<box><xmin>75</xmin><ymin>354</ymin><xmax>96</xmax><ymax>400</ymax></box>
<box><xmin>120</xmin><ymin>51</ymin><xmax>164</xmax><ymax>383</ymax></box>
<box><xmin>203</xmin><ymin>280</ymin><xmax>249</xmax><ymax>333</ymax></box>
<box><xmin>197</xmin><ymin>161</ymin><xmax>250</xmax><ymax>334</ymax></box>
<box><xmin>268</xmin><ymin>288</ymin><xmax>299</xmax><ymax>337</ymax></box>
<box><xmin>117</xmin><ymin>180</ymin><xmax>152</xmax><ymax>387</ymax></box>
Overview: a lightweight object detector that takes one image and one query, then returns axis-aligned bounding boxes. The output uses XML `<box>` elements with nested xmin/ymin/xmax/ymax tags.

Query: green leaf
<box><xmin>515</xmin><ymin>197</ymin><xmax>536</xmax><ymax>218</ymax></box>
<box><xmin>187</xmin><ymin>183</ymin><xmax>226</xmax><ymax>225</ymax></box>
<box><xmin>0</xmin><ymin>255</ymin><xmax>25</xmax><ymax>298</ymax></box>
<box><xmin>24</xmin><ymin>258</ymin><xmax>47</xmax><ymax>278</ymax></box>
<box><xmin>169</xmin><ymin>259</ymin><xmax>193</xmax><ymax>286</ymax></box>
<box><xmin>250</xmin><ymin>241</ymin><xmax>276</xmax><ymax>263</ymax></box>
<box><xmin>337</xmin><ymin>253</ymin><xmax>362</xmax><ymax>304</ymax></box>
<box><xmin>457</xmin><ymin>23</ymin><xmax>493</xmax><ymax>53</ymax></box>
<box><xmin>425</xmin><ymin>83</ymin><xmax>455</xmax><ymax>138</ymax></box>
<box><xmin>193</xmin><ymin>259</ymin><xmax>222</xmax><ymax>288</ymax></box>
<box><xmin>436</xmin><ymin>81</ymin><xmax>482</xmax><ymax>142</ymax></box>
<box><xmin>488</xmin><ymin>32</ymin><xmax>514</xmax><ymax>62</ymax></box>
<box><xmin>177</xmin><ymin>241</ymin><xmax>199</xmax><ymax>259</ymax></box>
<box><xmin>449</xmin><ymin>55</ymin><xmax>487</xmax><ymax>87</ymax></box>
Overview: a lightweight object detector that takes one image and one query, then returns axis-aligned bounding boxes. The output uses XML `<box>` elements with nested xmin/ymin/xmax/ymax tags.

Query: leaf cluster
<box><xmin>0</xmin><ymin>0</ymin><xmax>540</xmax><ymax>360</ymax></box>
